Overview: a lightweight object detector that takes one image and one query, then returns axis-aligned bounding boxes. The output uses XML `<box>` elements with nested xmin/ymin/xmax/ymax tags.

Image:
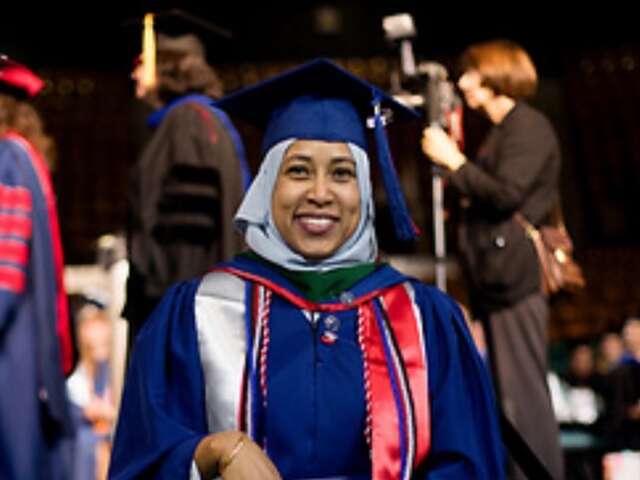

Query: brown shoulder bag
<box><xmin>514</xmin><ymin>207</ymin><xmax>586</xmax><ymax>296</ymax></box>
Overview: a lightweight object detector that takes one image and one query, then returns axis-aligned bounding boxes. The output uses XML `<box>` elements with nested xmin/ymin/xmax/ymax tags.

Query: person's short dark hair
<box><xmin>155</xmin><ymin>34</ymin><xmax>224</xmax><ymax>102</ymax></box>
<box><xmin>459</xmin><ymin>39</ymin><xmax>538</xmax><ymax>99</ymax></box>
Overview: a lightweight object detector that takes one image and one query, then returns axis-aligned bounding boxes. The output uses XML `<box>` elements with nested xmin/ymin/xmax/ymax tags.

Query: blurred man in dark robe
<box><xmin>124</xmin><ymin>16</ymin><xmax>249</xmax><ymax>339</ymax></box>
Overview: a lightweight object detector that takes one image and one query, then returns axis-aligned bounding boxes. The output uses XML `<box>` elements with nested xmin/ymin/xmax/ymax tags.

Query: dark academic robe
<box><xmin>110</xmin><ymin>255</ymin><xmax>505</xmax><ymax>480</ymax></box>
<box><xmin>125</xmin><ymin>94</ymin><xmax>249</xmax><ymax>336</ymax></box>
<box><xmin>0</xmin><ymin>132</ymin><xmax>73</xmax><ymax>479</ymax></box>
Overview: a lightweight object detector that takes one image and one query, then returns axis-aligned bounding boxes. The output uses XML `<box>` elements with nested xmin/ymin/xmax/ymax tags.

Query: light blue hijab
<box><xmin>234</xmin><ymin>139</ymin><xmax>377</xmax><ymax>272</ymax></box>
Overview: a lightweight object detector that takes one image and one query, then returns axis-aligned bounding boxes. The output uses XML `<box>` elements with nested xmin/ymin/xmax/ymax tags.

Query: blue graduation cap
<box><xmin>215</xmin><ymin>58</ymin><xmax>420</xmax><ymax>242</ymax></box>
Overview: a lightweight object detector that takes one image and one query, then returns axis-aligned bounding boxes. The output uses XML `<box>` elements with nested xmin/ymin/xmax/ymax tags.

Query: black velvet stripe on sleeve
<box><xmin>158</xmin><ymin>188</ymin><xmax>220</xmax><ymax>216</ymax></box>
<box><xmin>165</xmin><ymin>164</ymin><xmax>220</xmax><ymax>186</ymax></box>
<box><xmin>158</xmin><ymin>163</ymin><xmax>220</xmax><ymax>208</ymax></box>
<box><xmin>154</xmin><ymin>164</ymin><xmax>222</xmax><ymax>244</ymax></box>
<box><xmin>152</xmin><ymin>222</ymin><xmax>218</xmax><ymax>245</ymax></box>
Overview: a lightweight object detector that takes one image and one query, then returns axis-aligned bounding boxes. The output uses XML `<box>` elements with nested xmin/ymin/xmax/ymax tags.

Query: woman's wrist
<box><xmin>194</xmin><ymin>435</ymin><xmax>218</xmax><ymax>479</ymax></box>
<box><xmin>218</xmin><ymin>435</ymin><xmax>245</xmax><ymax>474</ymax></box>
<box><xmin>194</xmin><ymin>432</ymin><xmax>244</xmax><ymax>479</ymax></box>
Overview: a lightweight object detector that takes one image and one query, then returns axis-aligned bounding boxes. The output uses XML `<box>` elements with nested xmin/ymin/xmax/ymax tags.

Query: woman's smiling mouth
<box><xmin>295</xmin><ymin>214</ymin><xmax>338</xmax><ymax>235</ymax></box>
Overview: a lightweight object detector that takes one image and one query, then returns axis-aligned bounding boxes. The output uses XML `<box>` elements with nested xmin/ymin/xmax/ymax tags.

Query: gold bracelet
<box><xmin>218</xmin><ymin>436</ymin><xmax>245</xmax><ymax>475</ymax></box>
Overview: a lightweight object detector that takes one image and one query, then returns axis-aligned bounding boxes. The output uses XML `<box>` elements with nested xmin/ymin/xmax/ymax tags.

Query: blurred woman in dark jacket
<box><xmin>422</xmin><ymin>40</ymin><xmax>564</xmax><ymax>479</ymax></box>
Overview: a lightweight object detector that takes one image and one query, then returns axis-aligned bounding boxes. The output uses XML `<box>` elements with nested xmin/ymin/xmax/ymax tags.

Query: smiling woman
<box><xmin>109</xmin><ymin>59</ymin><xmax>506</xmax><ymax>480</ymax></box>
<box><xmin>272</xmin><ymin>140</ymin><xmax>361</xmax><ymax>260</ymax></box>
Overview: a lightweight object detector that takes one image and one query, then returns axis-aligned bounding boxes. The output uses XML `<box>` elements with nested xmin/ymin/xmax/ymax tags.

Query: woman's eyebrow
<box><xmin>283</xmin><ymin>154</ymin><xmax>312</xmax><ymax>163</ymax></box>
<box><xmin>331</xmin><ymin>156</ymin><xmax>356</xmax><ymax>165</ymax></box>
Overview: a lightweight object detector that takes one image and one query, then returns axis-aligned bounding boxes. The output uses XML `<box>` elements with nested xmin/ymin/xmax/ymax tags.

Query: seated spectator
<box><xmin>563</xmin><ymin>344</ymin><xmax>605</xmax><ymax>428</ymax></box>
<box><xmin>553</xmin><ymin>344</ymin><xmax>607</xmax><ymax>480</ymax></box>
<box><xmin>603</xmin><ymin>317</ymin><xmax>640</xmax><ymax>451</ymax></box>
<box><xmin>67</xmin><ymin>303</ymin><xmax>116</xmax><ymax>480</ymax></box>
<box><xmin>597</xmin><ymin>332</ymin><xmax>624</xmax><ymax>374</ymax></box>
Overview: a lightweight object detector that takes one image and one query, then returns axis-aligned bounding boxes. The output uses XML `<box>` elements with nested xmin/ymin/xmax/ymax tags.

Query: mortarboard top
<box><xmin>215</xmin><ymin>58</ymin><xmax>419</xmax><ymax>154</ymax></box>
<box><xmin>0</xmin><ymin>54</ymin><xmax>44</xmax><ymax>97</ymax></box>
<box><xmin>216</xmin><ymin>58</ymin><xmax>421</xmax><ymax>242</ymax></box>
<box><xmin>123</xmin><ymin>9</ymin><xmax>232</xmax><ymax>95</ymax></box>
<box><xmin>150</xmin><ymin>9</ymin><xmax>232</xmax><ymax>41</ymax></box>
<box><xmin>123</xmin><ymin>9</ymin><xmax>232</xmax><ymax>58</ymax></box>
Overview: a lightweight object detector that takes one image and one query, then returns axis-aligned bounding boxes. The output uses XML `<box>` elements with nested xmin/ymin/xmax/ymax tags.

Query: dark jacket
<box><xmin>450</xmin><ymin>101</ymin><xmax>561</xmax><ymax>314</ymax></box>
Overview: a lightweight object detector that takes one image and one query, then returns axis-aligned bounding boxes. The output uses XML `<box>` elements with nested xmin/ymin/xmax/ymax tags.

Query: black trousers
<box><xmin>483</xmin><ymin>293</ymin><xmax>565</xmax><ymax>480</ymax></box>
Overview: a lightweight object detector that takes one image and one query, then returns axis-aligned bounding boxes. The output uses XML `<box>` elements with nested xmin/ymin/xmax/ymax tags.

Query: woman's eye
<box><xmin>332</xmin><ymin>168</ymin><xmax>356</xmax><ymax>181</ymax></box>
<box><xmin>285</xmin><ymin>164</ymin><xmax>310</xmax><ymax>177</ymax></box>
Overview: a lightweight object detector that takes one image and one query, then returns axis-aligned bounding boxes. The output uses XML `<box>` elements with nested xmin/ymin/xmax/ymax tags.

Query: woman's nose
<box><xmin>307</xmin><ymin>176</ymin><xmax>332</xmax><ymax>204</ymax></box>
<box><xmin>458</xmin><ymin>70</ymin><xmax>480</xmax><ymax>92</ymax></box>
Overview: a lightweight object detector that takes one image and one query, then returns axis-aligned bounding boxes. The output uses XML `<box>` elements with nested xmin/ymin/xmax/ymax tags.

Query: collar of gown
<box><xmin>227</xmin><ymin>252</ymin><xmax>406</xmax><ymax>304</ymax></box>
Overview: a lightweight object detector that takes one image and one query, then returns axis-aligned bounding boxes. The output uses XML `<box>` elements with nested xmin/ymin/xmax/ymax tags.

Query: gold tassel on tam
<box><xmin>141</xmin><ymin>13</ymin><xmax>157</xmax><ymax>91</ymax></box>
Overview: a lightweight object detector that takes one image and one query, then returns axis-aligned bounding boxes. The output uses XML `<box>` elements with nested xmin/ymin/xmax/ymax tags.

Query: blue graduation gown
<box><xmin>110</xmin><ymin>256</ymin><xmax>504</xmax><ymax>479</ymax></box>
<box><xmin>0</xmin><ymin>135</ymin><xmax>73</xmax><ymax>479</ymax></box>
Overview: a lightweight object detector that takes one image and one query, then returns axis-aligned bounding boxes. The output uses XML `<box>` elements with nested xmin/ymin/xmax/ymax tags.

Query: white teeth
<box><xmin>302</xmin><ymin>218</ymin><xmax>333</xmax><ymax>227</ymax></box>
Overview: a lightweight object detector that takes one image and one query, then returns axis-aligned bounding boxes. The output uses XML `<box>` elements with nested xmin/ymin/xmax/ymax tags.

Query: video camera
<box><xmin>382</xmin><ymin>13</ymin><xmax>462</xmax><ymax>136</ymax></box>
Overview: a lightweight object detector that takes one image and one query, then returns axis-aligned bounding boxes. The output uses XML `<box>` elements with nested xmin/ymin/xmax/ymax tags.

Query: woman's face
<box><xmin>457</xmin><ymin>69</ymin><xmax>494</xmax><ymax>110</ymax></box>
<box><xmin>272</xmin><ymin>140</ymin><xmax>361</xmax><ymax>261</ymax></box>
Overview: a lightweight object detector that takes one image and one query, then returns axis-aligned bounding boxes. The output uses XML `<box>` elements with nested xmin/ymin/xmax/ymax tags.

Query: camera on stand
<box><xmin>382</xmin><ymin>13</ymin><xmax>461</xmax><ymax>131</ymax></box>
<box><xmin>382</xmin><ymin>13</ymin><xmax>463</xmax><ymax>291</ymax></box>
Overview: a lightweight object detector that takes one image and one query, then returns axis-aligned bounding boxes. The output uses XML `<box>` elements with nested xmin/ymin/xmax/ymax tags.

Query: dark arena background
<box><xmin>2</xmin><ymin>1</ymin><xmax>639</xmax><ymax>341</ymax></box>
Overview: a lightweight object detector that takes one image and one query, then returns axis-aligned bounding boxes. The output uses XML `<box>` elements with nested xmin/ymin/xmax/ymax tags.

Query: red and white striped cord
<box><xmin>357</xmin><ymin>304</ymin><xmax>373</xmax><ymax>447</ymax></box>
<box><xmin>258</xmin><ymin>288</ymin><xmax>273</xmax><ymax>409</ymax></box>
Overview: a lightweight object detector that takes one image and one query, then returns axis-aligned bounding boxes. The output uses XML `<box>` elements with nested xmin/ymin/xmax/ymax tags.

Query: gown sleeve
<box><xmin>109</xmin><ymin>279</ymin><xmax>209</xmax><ymax>480</ymax></box>
<box><xmin>416</xmin><ymin>284</ymin><xmax>505</xmax><ymax>480</ymax></box>
<box><xmin>0</xmin><ymin>142</ymin><xmax>33</xmax><ymax>331</ymax></box>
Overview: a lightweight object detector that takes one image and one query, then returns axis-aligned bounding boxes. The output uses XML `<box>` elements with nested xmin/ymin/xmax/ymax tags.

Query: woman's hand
<box><xmin>194</xmin><ymin>431</ymin><xmax>281</xmax><ymax>480</ymax></box>
<box><xmin>421</xmin><ymin>126</ymin><xmax>467</xmax><ymax>171</ymax></box>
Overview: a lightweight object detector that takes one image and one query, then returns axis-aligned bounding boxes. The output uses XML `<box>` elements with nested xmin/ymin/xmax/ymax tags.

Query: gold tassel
<box><xmin>141</xmin><ymin>13</ymin><xmax>157</xmax><ymax>90</ymax></box>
